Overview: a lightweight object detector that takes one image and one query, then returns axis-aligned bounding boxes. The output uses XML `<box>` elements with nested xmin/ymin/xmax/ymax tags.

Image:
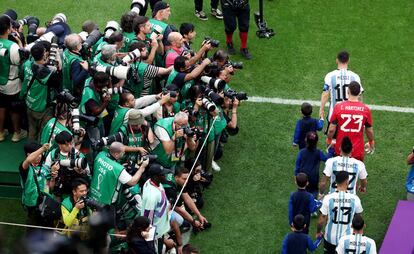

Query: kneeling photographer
<box><xmin>44</xmin><ymin>131</ymin><xmax>90</xmax><ymax>199</ymax></box>
<box><xmin>21</xmin><ymin>41</ymin><xmax>62</xmax><ymax>141</ymax></box>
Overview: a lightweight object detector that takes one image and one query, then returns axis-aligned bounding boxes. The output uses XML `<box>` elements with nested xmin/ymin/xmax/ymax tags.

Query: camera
<box><xmin>131</xmin><ymin>0</ymin><xmax>147</xmax><ymax>15</ymax></box>
<box><xmin>56</xmin><ymin>89</ymin><xmax>78</xmax><ymax>108</ymax></box>
<box><xmin>204</xmin><ymin>37</ymin><xmax>220</xmax><ymax>48</ymax></box>
<box><xmin>94</xmin><ymin>132</ymin><xmax>125</xmax><ymax>149</ymax></box>
<box><xmin>48</xmin><ymin>36</ymin><xmax>59</xmax><ymax>67</ymax></box>
<box><xmin>202</xmin><ymin>97</ymin><xmax>216</xmax><ymax>112</ymax></box>
<box><xmin>122</xmin><ymin>49</ymin><xmax>141</xmax><ymax>65</ymax></box>
<box><xmin>200</xmin><ymin>76</ymin><xmax>226</xmax><ymax>91</ymax></box>
<box><xmin>203</xmin><ymin>87</ymin><xmax>224</xmax><ymax>105</ymax></box>
<box><xmin>181</xmin><ymin>49</ymin><xmax>195</xmax><ymax>58</ymax></box>
<box><xmin>162</xmin><ymin>88</ymin><xmax>178</xmax><ymax>98</ymax></box>
<box><xmin>81</xmin><ymin>29</ymin><xmax>102</xmax><ymax>60</ymax></box>
<box><xmin>226</xmin><ymin>61</ymin><xmax>243</xmax><ymax>70</ymax></box>
<box><xmin>94</xmin><ymin>65</ymin><xmax>132</xmax><ymax>80</ymax></box>
<box><xmin>102</xmin><ymin>87</ymin><xmax>124</xmax><ymax>97</ymax></box>
<box><xmin>25</xmin><ymin>31</ymin><xmax>56</xmax><ymax>51</ymax></box>
<box><xmin>80</xmin><ymin>196</ymin><xmax>105</xmax><ymax>210</ymax></box>
<box><xmin>150</xmin><ymin>25</ymin><xmax>163</xmax><ymax>40</ymax></box>
<box><xmin>59</xmin><ymin>157</ymin><xmax>88</xmax><ymax>170</ymax></box>
<box><xmin>104</xmin><ymin>21</ymin><xmax>120</xmax><ymax>39</ymax></box>
<box><xmin>182</xmin><ymin>127</ymin><xmax>203</xmax><ymax>139</ymax></box>
<box><xmin>125</xmin><ymin>155</ymin><xmax>158</xmax><ymax>175</ymax></box>
<box><xmin>71</xmin><ymin>108</ymin><xmax>98</xmax><ymax>133</ymax></box>
<box><xmin>224</xmin><ymin>89</ymin><xmax>248</xmax><ymax>101</ymax></box>
<box><xmin>19</xmin><ymin>16</ymin><xmax>40</xmax><ymax>44</ymax></box>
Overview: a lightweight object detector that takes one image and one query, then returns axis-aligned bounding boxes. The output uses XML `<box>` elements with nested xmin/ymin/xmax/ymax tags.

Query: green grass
<box><xmin>0</xmin><ymin>0</ymin><xmax>413</xmax><ymax>253</ymax></box>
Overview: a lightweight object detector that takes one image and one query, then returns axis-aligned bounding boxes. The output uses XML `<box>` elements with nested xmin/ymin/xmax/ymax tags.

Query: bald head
<box><xmin>64</xmin><ymin>33</ymin><xmax>82</xmax><ymax>51</ymax></box>
<box><xmin>168</xmin><ymin>32</ymin><xmax>183</xmax><ymax>48</ymax></box>
<box><xmin>109</xmin><ymin>142</ymin><xmax>125</xmax><ymax>159</ymax></box>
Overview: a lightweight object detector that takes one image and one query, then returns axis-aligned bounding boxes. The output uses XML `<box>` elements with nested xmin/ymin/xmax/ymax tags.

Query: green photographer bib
<box><xmin>25</xmin><ymin>66</ymin><xmax>54</xmax><ymax>112</ymax></box>
<box><xmin>21</xmin><ymin>164</ymin><xmax>49</xmax><ymax>207</ymax></box>
<box><xmin>124</xmin><ymin>61</ymin><xmax>148</xmax><ymax>98</ymax></box>
<box><xmin>40</xmin><ymin>118</ymin><xmax>73</xmax><ymax>150</ymax></box>
<box><xmin>109</xmin><ymin>106</ymin><xmax>130</xmax><ymax>135</ymax></box>
<box><xmin>62</xmin><ymin>49</ymin><xmax>84</xmax><ymax>92</ymax></box>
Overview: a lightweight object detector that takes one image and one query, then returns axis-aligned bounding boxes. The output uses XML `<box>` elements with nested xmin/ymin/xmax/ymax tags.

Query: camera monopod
<box><xmin>255</xmin><ymin>0</ymin><xmax>275</xmax><ymax>38</ymax></box>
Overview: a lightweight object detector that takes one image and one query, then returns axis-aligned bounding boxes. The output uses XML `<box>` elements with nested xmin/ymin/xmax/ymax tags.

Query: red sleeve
<box><xmin>330</xmin><ymin>104</ymin><xmax>339</xmax><ymax>123</ymax></box>
<box><xmin>365</xmin><ymin>106</ymin><xmax>373</xmax><ymax>127</ymax></box>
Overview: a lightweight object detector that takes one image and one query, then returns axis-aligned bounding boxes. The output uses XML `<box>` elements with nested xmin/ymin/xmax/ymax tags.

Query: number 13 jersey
<box><xmin>330</xmin><ymin>101</ymin><xmax>373</xmax><ymax>161</ymax></box>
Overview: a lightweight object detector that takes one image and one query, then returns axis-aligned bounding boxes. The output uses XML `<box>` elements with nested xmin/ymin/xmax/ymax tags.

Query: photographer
<box><xmin>19</xmin><ymin>142</ymin><xmax>54</xmax><ymax>227</ymax></box>
<box><xmin>120</xmin><ymin>11</ymin><xmax>138</xmax><ymax>53</ymax></box>
<box><xmin>149</xmin><ymin>1</ymin><xmax>171</xmax><ymax>40</ymax></box>
<box><xmin>79</xmin><ymin>72</ymin><xmax>111</xmax><ymax>139</ymax></box>
<box><xmin>151</xmin><ymin>112</ymin><xmax>198</xmax><ymax>168</ymax></box>
<box><xmin>124</xmin><ymin>41</ymin><xmax>172</xmax><ymax>97</ymax></box>
<box><xmin>0</xmin><ymin>15</ymin><xmax>27</xmax><ymax>142</ymax></box>
<box><xmin>60</xmin><ymin>178</ymin><xmax>93</xmax><ymax>239</ymax></box>
<box><xmin>165</xmin><ymin>32</ymin><xmax>212</xmax><ymax>68</ymax></box>
<box><xmin>166</xmin><ymin>56</ymin><xmax>211</xmax><ymax>94</ymax></box>
<box><xmin>22</xmin><ymin>41</ymin><xmax>62</xmax><ymax>141</ymax></box>
<box><xmin>132</xmin><ymin>16</ymin><xmax>163</xmax><ymax>66</ymax></box>
<box><xmin>179</xmin><ymin>23</ymin><xmax>196</xmax><ymax>51</ymax></box>
<box><xmin>90</xmin><ymin>142</ymin><xmax>149</xmax><ymax>206</ymax></box>
<box><xmin>152</xmin><ymin>85</ymin><xmax>181</xmax><ymax>120</ymax></box>
<box><xmin>62</xmin><ymin>33</ymin><xmax>89</xmax><ymax>97</ymax></box>
<box><xmin>44</xmin><ymin>131</ymin><xmax>90</xmax><ymax>199</ymax></box>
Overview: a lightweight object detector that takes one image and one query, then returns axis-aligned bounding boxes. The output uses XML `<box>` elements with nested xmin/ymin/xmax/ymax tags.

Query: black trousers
<box><xmin>195</xmin><ymin>0</ymin><xmax>219</xmax><ymax>11</ymax></box>
<box><xmin>221</xmin><ymin>3</ymin><xmax>250</xmax><ymax>33</ymax></box>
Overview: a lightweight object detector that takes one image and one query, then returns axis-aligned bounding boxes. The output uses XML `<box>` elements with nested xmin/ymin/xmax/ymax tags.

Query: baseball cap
<box><xmin>152</xmin><ymin>1</ymin><xmax>170</xmax><ymax>17</ymax></box>
<box><xmin>148</xmin><ymin>163</ymin><xmax>171</xmax><ymax>176</ymax></box>
<box><xmin>128</xmin><ymin>109</ymin><xmax>145</xmax><ymax>125</ymax></box>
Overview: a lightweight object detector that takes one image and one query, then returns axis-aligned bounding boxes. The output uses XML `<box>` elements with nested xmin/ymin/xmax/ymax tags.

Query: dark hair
<box><xmin>82</xmin><ymin>20</ymin><xmax>98</xmax><ymax>33</ymax></box>
<box><xmin>108</xmin><ymin>31</ymin><xmax>124</xmax><ymax>44</ymax></box>
<box><xmin>93</xmin><ymin>71</ymin><xmax>110</xmax><ymax>88</ymax></box>
<box><xmin>213</xmin><ymin>49</ymin><xmax>229</xmax><ymax>62</ymax></box>
<box><xmin>120</xmin><ymin>92</ymin><xmax>133</xmax><ymax>106</ymax></box>
<box><xmin>71</xmin><ymin>178</ymin><xmax>88</xmax><ymax>191</ymax></box>
<box><xmin>335</xmin><ymin>171</ymin><xmax>349</xmax><ymax>185</ymax></box>
<box><xmin>126</xmin><ymin>216</ymin><xmax>151</xmax><ymax>243</ymax></box>
<box><xmin>337</xmin><ymin>51</ymin><xmax>349</xmax><ymax>64</ymax></box>
<box><xmin>128</xmin><ymin>41</ymin><xmax>146</xmax><ymax>52</ymax></box>
<box><xmin>295</xmin><ymin>173</ymin><xmax>308</xmax><ymax>188</ymax></box>
<box><xmin>183</xmin><ymin>244</ymin><xmax>199</xmax><ymax>254</ymax></box>
<box><xmin>341</xmin><ymin>136</ymin><xmax>353</xmax><ymax>154</ymax></box>
<box><xmin>306</xmin><ymin>131</ymin><xmax>318</xmax><ymax>150</ymax></box>
<box><xmin>348</xmin><ymin>81</ymin><xmax>361</xmax><ymax>96</ymax></box>
<box><xmin>187</xmin><ymin>84</ymin><xmax>203</xmax><ymax>103</ymax></box>
<box><xmin>120</xmin><ymin>12</ymin><xmax>137</xmax><ymax>33</ymax></box>
<box><xmin>0</xmin><ymin>15</ymin><xmax>11</xmax><ymax>35</ymax></box>
<box><xmin>352</xmin><ymin>214</ymin><xmax>365</xmax><ymax>231</ymax></box>
<box><xmin>55</xmin><ymin>131</ymin><xmax>73</xmax><ymax>145</ymax></box>
<box><xmin>293</xmin><ymin>214</ymin><xmax>305</xmax><ymax>230</ymax></box>
<box><xmin>179</xmin><ymin>23</ymin><xmax>195</xmax><ymax>36</ymax></box>
<box><xmin>176</xmin><ymin>167</ymin><xmax>190</xmax><ymax>177</ymax></box>
<box><xmin>174</xmin><ymin>56</ymin><xmax>186</xmax><ymax>71</ymax></box>
<box><xmin>31</xmin><ymin>43</ymin><xmax>46</xmax><ymax>61</ymax></box>
<box><xmin>301</xmin><ymin>102</ymin><xmax>312</xmax><ymax>116</ymax></box>
<box><xmin>24</xmin><ymin>141</ymin><xmax>42</xmax><ymax>155</ymax></box>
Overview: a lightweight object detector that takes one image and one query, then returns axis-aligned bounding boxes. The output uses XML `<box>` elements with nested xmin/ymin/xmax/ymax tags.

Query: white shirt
<box><xmin>336</xmin><ymin>233</ymin><xmax>377</xmax><ymax>254</ymax></box>
<box><xmin>0</xmin><ymin>42</ymin><xmax>21</xmax><ymax>95</ymax></box>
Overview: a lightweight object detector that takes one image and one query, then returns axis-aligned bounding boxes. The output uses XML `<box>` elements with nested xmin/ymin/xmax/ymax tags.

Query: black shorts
<box><xmin>221</xmin><ymin>3</ymin><xmax>250</xmax><ymax>33</ymax></box>
<box><xmin>324</xmin><ymin>238</ymin><xmax>337</xmax><ymax>254</ymax></box>
<box><xmin>0</xmin><ymin>92</ymin><xmax>21</xmax><ymax>110</ymax></box>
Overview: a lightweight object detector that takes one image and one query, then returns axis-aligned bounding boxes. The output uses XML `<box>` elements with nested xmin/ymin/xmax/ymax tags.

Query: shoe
<box><xmin>226</xmin><ymin>42</ymin><xmax>236</xmax><ymax>55</ymax></box>
<box><xmin>240</xmin><ymin>48</ymin><xmax>252</xmax><ymax>60</ymax></box>
<box><xmin>212</xmin><ymin>160</ymin><xmax>221</xmax><ymax>172</ymax></box>
<box><xmin>211</xmin><ymin>8</ymin><xmax>223</xmax><ymax>19</ymax></box>
<box><xmin>11</xmin><ymin>129</ymin><xmax>27</xmax><ymax>142</ymax></box>
<box><xmin>195</xmin><ymin>10</ymin><xmax>208</xmax><ymax>21</ymax></box>
<box><xmin>0</xmin><ymin>129</ymin><xmax>8</xmax><ymax>142</ymax></box>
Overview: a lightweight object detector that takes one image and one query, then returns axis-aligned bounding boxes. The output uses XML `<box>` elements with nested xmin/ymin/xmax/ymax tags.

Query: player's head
<box><xmin>336</xmin><ymin>51</ymin><xmax>350</xmax><ymax>64</ymax></box>
<box><xmin>335</xmin><ymin>171</ymin><xmax>349</xmax><ymax>187</ymax></box>
<box><xmin>340</xmin><ymin>136</ymin><xmax>353</xmax><ymax>155</ymax></box>
<box><xmin>348</xmin><ymin>81</ymin><xmax>361</xmax><ymax>96</ymax></box>
<box><xmin>352</xmin><ymin>214</ymin><xmax>365</xmax><ymax>231</ymax></box>
<box><xmin>295</xmin><ymin>173</ymin><xmax>308</xmax><ymax>188</ymax></box>
<box><xmin>292</xmin><ymin>214</ymin><xmax>306</xmax><ymax>231</ymax></box>
<box><xmin>305</xmin><ymin>131</ymin><xmax>318</xmax><ymax>150</ymax></box>
<box><xmin>301</xmin><ymin>102</ymin><xmax>312</xmax><ymax>117</ymax></box>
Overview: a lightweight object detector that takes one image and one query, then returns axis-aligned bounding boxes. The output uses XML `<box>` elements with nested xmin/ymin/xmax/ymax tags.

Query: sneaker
<box><xmin>11</xmin><ymin>129</ymin><xmax>27</xmax><ymax>142</ymax></box>
<box><xmin>211</xmin><ymin>8</ymin><xmax>223</xmax><ymax>19</ymax></box>
<box><xmin>240</xmin><ymin>48</ymin><xmax>252</xmax><ymax>60</ymax></box>
<box><xmin>212</xmin><ymin>160</ymin><xmax>221</xmax><ymax>172</ymax></box>
<box><xmin>195</xmin><ymin>10</ymin><xmax>208</xmax><ymax>21</ymax></box>
<box><xmin>0</xmin><ymin>129</ymin><xmax>8</xmax><ymax>142</ymax></box>
<box><xmin>226</xmin><ymin>42</ymin><xmax>236</xmax><ymax>55</ymax></box>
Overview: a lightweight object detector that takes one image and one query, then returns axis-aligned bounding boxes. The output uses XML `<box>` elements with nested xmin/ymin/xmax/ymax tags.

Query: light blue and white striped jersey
<box><xmin>336</xmin><ymin>233</ymin><xmax>377</xmax><ymax>254</ymax></box>
<box><xmin>320</xmin><ymin>191</ymin><xmax>363</xmax><ymax>245</ymax></box>
<box><xmin>323</xmin><ymin>156</ymin><xmax>367</xmax><ymax>194</ymax></box>
<box><xmin>323</xmin><ymin>68</ymin><xmax>363</xmax><ymax>119</ymax></box>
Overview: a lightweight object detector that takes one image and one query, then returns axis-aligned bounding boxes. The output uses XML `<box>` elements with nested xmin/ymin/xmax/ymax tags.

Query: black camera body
<box><xmin>125</xmin><ymin>155</ymin><xmax>158</xmax><ymax>175</ymax></box>
<box><xmin>162</xmin><ymin>88</ymin><xmax>178</xmax><ymax>98</ymax></box>
<box><xmin>80</xmin><ymin>196</ymin><xmax>105</xmax><ymax>210</ymax></box>
<box><xmin>57</xmin><ymin>89</ymin><xmax>78</xmax><ymax>108</ymax></box>
<box><xmin>204</xmin><ymin>37</ymin><xmax>220</xmax><ymax>48</ymax></box>
<box><xmin>224</xmin><ymin>89</ymin><xmax>248</xmax><ymax>101</ymax></box>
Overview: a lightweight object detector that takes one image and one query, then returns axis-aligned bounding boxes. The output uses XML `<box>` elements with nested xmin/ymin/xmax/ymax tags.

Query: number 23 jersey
<box><xmin>330</xmin><ymin>101</ymin><xmax>373</xmax><ymax>161</ymax></box>
<box><xmin>320</xmin><ymin>191</ymin><xmax>363</xmax><ymax>245</ymax></box>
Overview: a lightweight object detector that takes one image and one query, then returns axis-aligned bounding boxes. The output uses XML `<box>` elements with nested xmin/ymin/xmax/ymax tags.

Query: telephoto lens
<box><xmin>131</xmin><ymin>0</ymin><xmax>147</xmax><ymax>15</ymax></box>
<box><xmin>122</xmin><ymin>48</ymin><xmax>141</xmax><ymax>65</ymax></box>
<box><xmin>202</xmin><ymin>98</ymin><xmax>216</xmax><ymax>112</ymax></box>
<box><xmin>95</xmin><ymin>65</ymin><xmax>132</xmax><ymax>80</ymax></box>
<box><xmin>59</xmin><ymin>158</ymin><xmax>88</xmax><ymax>170</ymax></box>
<box><xmin>200</xmin><ymin>76</ymin><xmax>226</xmax><ymax>91</ymax></box>
<box><xmin>48</xmin><ymin>36</ymin><xmax>59</xmax><ymax>67</ymax></box>
<box><xmin>72</xmin><ymin>108</ymin><xmax>81</xmax><ymax>133</ymax></box>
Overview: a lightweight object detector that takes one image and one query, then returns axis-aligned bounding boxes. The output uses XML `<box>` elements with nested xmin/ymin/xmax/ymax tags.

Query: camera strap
<box><xmin>21</xmin><ymin>75</ymin><xmax>36</xmax><ymax>101</ymax></box>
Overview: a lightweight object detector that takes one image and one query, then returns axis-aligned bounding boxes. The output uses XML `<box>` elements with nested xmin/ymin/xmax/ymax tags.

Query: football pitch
<box><xmin>1</xmin><ymin>0</ymin><xmax>414</xmax><ymax>253</ymax></box>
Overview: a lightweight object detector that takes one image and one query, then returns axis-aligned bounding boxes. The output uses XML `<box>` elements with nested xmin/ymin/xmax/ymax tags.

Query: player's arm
<box><xmin>326</xmin><ymin>122</ymin><xmax>337</xmax><ymax>140</ymax></box>
<box><xmin>358</xmin><ymin>178</ymin><xmax>368</xmax><ymax>193</ymax></box>
<box><xmin>316</xmin><ymin>214</ymin><xmax>327</xmax><ymax>235</ymax></box>
<box><xmin>407</xmin><ymin>148</ymin><xmax>414</xmax><ymax>165</ymax></box>
<box><xmin>319</xmin><ymin>175</ymin><xmax>330</xmax><ymax>196</ymax></box>
<box><xmin>319</xmin><ymin>91</ymin><xmax>329</xmax><ymax>119</ymax></box>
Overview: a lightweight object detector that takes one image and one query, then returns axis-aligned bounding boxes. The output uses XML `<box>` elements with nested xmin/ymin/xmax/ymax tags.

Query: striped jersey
<box><xmin>336</xmin><ymin>233</ymin><xmax>377</xmax><ymax>254</ymax></box>
<box><xmin>323</xmin><ymin>156</ymin><xmax>367</xmax><ymax>194</ymax></box>
<box><xmin>323</xmin><ymin>69</ymin><xmax>362</xmax><ymax>119</ymax></box>
<box><xmin>320</xmin><ymin>191</ymin><xmax>363</xmax><ymax>245</ymax></box>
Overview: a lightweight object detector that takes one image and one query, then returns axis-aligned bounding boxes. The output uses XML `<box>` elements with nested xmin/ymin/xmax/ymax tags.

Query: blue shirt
<box><xmin>295</xmin><ymin>148</ymin><xmax>328</xmax><ymax>192</ymax></box>
<box><xmin>293</xmin><ymin>116</ymin><xmax>324</xmax><ymax>149</ymax></box>
<box><xmin>406</xmin><ymin>164</ymin><xmax>414</xmax><ymax>193</ymax></box>
<box><xmin>281</xmin><ymin>231</ymin><xmax>322</xmax><ymax>254</ymax></box>
<box><xmin>288</xmin><ymin>189</ymin><xmax>321</xmax><ymax>233</ymax></box>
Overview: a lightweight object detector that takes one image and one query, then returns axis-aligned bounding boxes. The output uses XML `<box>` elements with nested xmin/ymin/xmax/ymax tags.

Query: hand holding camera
<box><xmin>75</xmin><ymin>198</ymin><xmax>85</xmax><ymax>209</ymax></box>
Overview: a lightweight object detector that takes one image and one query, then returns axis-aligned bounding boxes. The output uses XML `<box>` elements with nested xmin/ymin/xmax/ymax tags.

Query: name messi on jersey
<box><xmin>336</xmin><ymin>76</ymin><xmax>350</xmax><ymax>81</ymax></box>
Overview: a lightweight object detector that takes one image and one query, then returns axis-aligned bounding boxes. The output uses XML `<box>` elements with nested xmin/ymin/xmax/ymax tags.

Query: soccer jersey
<box><xmin>336</xmin><ymin>233</ymin><xmax>377</xmax><ymax>254</ymax></box>
<box><xmin>323</xmin><ymin>156</ymin><xmax>367</xmax><ymax>194</ymax></box>
<box><xmin>323</xmin><ymin>69</ymin><xmax>362</xmax><ymax>119</ymax></box>
<box><xmin>320</xmin><ymin>191</ymin><xmax>363</xmax><ymax>246</ymax></box>
<box><xmin>330</xmin><ymin>101</ymin><xmax>372</xmax><ymax>161</ymax></box>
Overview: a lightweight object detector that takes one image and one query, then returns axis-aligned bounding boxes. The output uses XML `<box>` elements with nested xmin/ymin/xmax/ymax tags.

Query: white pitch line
<box><xmin>248</xmin><ymin>96</ymin><xmax>414</xmax><ymax>114</ymax></box>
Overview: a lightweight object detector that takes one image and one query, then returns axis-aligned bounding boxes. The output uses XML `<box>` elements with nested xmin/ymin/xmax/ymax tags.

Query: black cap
<box><xmin>152</xmin><ymin>1</ymin><xmax>170</xmax><ymax>17</ymax></box>
<box><xmin>148</xmin><ymin>163</ymin><xmax>171</xmax><ymax>176</ymax></box>
<box><xmin>3</xmin><ymin>9</ymin><xmax>17</xmax><ymax>20</ymax></box>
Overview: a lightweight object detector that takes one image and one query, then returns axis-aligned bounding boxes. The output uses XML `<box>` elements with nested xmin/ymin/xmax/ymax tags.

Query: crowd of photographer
<box><xmin>0</xmin><ymin>1</ymin><xmax>248</xmax><ymax>253</ymax></box>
